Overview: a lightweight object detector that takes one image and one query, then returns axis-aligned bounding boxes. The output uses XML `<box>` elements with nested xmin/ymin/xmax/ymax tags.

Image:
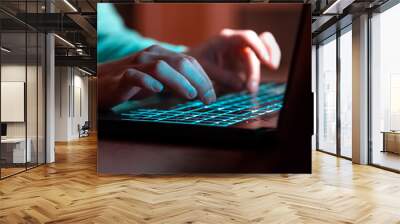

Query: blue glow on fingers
<box><xmin>186</xmin><ymin>86</ymin><xmax>197</xmax><ymax>99</ymax></box>
<box><xmin>142</xmin><ymin>76</ymin><xmax>164</xmax><ymax>92</ymax></box>
<box><xmin>152</xmin><ymin>81</ymin><xmax>164</xmax><ymax>92</ymax></box>
<box><xmin>181</xmin><ymin>59</ymin><xmax>206</xmax><ymax>85</ymax></box>
<box><xmin>202</xmin><ymin>89</ymin><xmax>216</xmax><ymax>105</ymax></box>
<box><xmin>156</xmin><ymin>60</ymin><xmax>198</xmax><ymax>99</ymax></box>
<box><xmin>181</xmin><ymin>58</ymin><xmax>215</xmax><ymax>103</ymax></box>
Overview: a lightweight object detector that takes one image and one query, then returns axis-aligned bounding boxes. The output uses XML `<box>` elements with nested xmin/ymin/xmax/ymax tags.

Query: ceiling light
<box><xmin>322</xmin><ymin>0</ymin><xmax>355</xmax><ymax>15</ymax></box>
<box><xmin>76</xmin><ymin>48</ymin><xmax>86</xmax><ymax>55</ymax></box>
<box><xmin>54</xmin><ymin>34</ymin><xmax>75</xmax><ymax>48</ymax></box>
<box><xmin>1</xmin><ymin>47</ymin><xmax>11</xmax><ymax>53</ymax></box>
<box><xmin>78</xmin><ymin>67</ymin><xmax>93</xmax><ymax>76</ymax></box>
<box><xmin>63</xmin><ymin>0</ymin><xmax>78</xmax><ymax>12</ymax></box>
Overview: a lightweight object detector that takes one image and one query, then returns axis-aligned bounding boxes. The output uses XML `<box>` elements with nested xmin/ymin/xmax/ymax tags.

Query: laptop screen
<box><xmin>98</xmin><ymin>3</ymin><xmax>304</xmax><ymax>129</ymax></box>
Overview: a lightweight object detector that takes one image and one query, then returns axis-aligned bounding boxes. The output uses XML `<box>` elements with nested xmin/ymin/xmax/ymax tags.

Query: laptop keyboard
<box><xmin>121</xmin><ymin>83</ymin><xmax>286</xmax><ymax>127</ymax></box>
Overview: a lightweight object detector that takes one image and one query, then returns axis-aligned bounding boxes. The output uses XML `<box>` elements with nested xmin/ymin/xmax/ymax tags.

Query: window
<box><xmin>0</xmin><ymin>1</ymin><xmax>46</xmax><ymax>179</ymax></box>
<box><xmin>370</xmin><ymin>3</ymin><xmax>400</xmax><ymax>171</ymax></box>
<box><xmin>316</xmin><ymin>25</ymin><xmax>353</xmax><ymax>159</ymax></box>
<box><xmin>1</xmin><ymin>30</ymin><xmax>28</xmax><ymax>178</ymax></box>
<box><xmin>312</xmin><ymin>45</ymin><xmax>317</xmax><ymax>150</ymax></box>
<box><xmin>317</xmin><ymin>36</ymin><xmax>337</xmax><ymax>154</ymax></box>
<box><xmin>339</xmin><ymin>28</ymin><xmax>352</xmax><ymax>158</ymax></box>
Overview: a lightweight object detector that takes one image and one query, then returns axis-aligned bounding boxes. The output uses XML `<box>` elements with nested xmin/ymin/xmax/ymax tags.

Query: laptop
<box><xmin>98</xmin><ymin>4</ymin><xmax>312</xmax><ymax>172</ymax></box>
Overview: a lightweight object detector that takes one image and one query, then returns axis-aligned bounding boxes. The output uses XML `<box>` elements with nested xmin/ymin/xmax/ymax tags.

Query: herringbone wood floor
<box><xmin>1</xmin><ymin>135</ymin><xmax>400</xmax><ymax>224</ymax></box>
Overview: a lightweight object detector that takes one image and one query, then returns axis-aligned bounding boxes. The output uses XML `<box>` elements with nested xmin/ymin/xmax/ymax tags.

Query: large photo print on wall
<box><xmin>97</xmin><ymin>3</ymin><xmax>312</xmax><ymax>174</ymax></box>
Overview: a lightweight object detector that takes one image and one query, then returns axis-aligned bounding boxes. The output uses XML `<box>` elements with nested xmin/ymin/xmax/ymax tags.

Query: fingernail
<box><xmin>249</xmin><ymin>81</ymin><xmax>259</xmax><ymax>93</ymax></box>
<box><xmin>187</xmin><ymin>86</ymin><xmax>198</xmax><ymax>99</ymax></box>
<box><xmin>151</xmin><ymin>81</ymin><xmax>164</xmax><ymax>92</ymax></box>
<box><xmin>202</xmin><ymin>89</ymin><xmax>216</xmax><ymax>105</ymax></box>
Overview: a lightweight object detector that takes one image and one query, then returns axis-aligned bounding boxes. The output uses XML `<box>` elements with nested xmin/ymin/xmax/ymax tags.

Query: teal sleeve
<box><xmin>97</xmin><ymin>3</ymin><xmax>187</xmax><ymax>64</ymax></box>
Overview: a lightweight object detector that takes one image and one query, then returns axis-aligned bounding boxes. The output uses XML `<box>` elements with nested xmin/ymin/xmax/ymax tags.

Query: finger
<box><xmin>141</xmin><ymin>60</ymin><xmax>198</xmax><ymax>100</ymax></box>
<box><xmin>134</xmin><ymin>51</ymin><xmax>160</xmax><ymax>64</ymax></box>
<box><xmin>221</xmin><ymin>29</ymin><xmax>271</xmax><ymax>66</ymax></box>
<box><xmin>135</xmin><ymin>51</ymin><xmax>216</xmax><ymax>104</ymax></box>
<box><xmin>120</xmin><ymin>68</ymin><xmax>164</xmax><ymax>94</ymax></box>
<box><xmin>259</xmin><ymin>32</ymin><xmax>281</xmax><ymax>70</ymax></box>
<box><xmin>126</xmin><ymin>45</ymin><xmax>180</xmax><ymax>65</ymax></box>
<box><xmin>241</xmin><ymin>47</ymin><xmax>261</xmax><ymax>93</ymax></box>
<box><xmin>174</xmin><ymin>57</ymin><xmax>216</xmax><ymax>104</ymax></box>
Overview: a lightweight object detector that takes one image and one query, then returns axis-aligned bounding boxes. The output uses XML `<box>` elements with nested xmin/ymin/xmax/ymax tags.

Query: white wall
<box><xmin>55</xmin><ymin>67</ymin><xmax>70</xmax><ymax>141</ymax></box>
<box><xmin>71</xmin><ymin>73</ymin><xmax>89</xmax><ymax>138</ymax></box>
<box><xmin>54</xmin><ymin>67</ymin><xmax>89</xmax><ymax>141</ymax></box>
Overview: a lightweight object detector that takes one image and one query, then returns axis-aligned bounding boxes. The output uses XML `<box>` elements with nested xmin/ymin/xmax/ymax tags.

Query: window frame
<box><xmin>367</xmin><ymin>0</ymin><xmax>400</xmax><ymax>173</ymax></box>
<box><xmin>315</xmin><ymin>23</ymin><xmax>353</xmax><ymax>160</ymax></box>
<box><xmin>0</xmin><ymin>0</ymin><xmax>47</xmax><ymax>180</ymax></box>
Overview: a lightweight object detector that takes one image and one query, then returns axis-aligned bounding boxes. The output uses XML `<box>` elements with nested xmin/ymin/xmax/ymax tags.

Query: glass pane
<box><xmin>371</xmin><ymin>4</ymin><xmax>400</xmax><ymax>171</ymax></box>
<box><xmin>26</xmin><ymin>0</ymin><xmax>39</xmax><ymax>169</ymax></box>
<box><xmin>1</xmin><ymin>1</ymin><xmax>46</xmax><ymax>178</ymax></box>
<box><xmin>1</xmin><ymin>31</ymin><xmax>28</xmax><ymax>177</ymax></box>
<box><xmin>312</xmin><ymin>45</ymin><xmax>317</xmax><ymax>150</ymax></box>
<box><xmin>38</xmin><ymin>33</ymin><xmax>45</xmax><ymax>165</ymax></box>
<box><xmin>317</xmin><ymin>37</ymin><xmax>337</xmax><ymax>154</ymax></box>
<box><xmin>339</xmin><ymin>29</ymin><xmax>352</xmax><ymax>158</ymax></box>
<box><xmin>27</xmin><ymin>31</ymin><xmax>38</xmax><ymax>169</ymax></box>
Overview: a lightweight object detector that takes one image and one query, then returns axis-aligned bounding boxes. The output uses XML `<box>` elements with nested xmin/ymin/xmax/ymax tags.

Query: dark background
<box><xmin>116</xmin><ymin>4</ymin><xmax>302</xmax><ymax>83</ymax></box>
